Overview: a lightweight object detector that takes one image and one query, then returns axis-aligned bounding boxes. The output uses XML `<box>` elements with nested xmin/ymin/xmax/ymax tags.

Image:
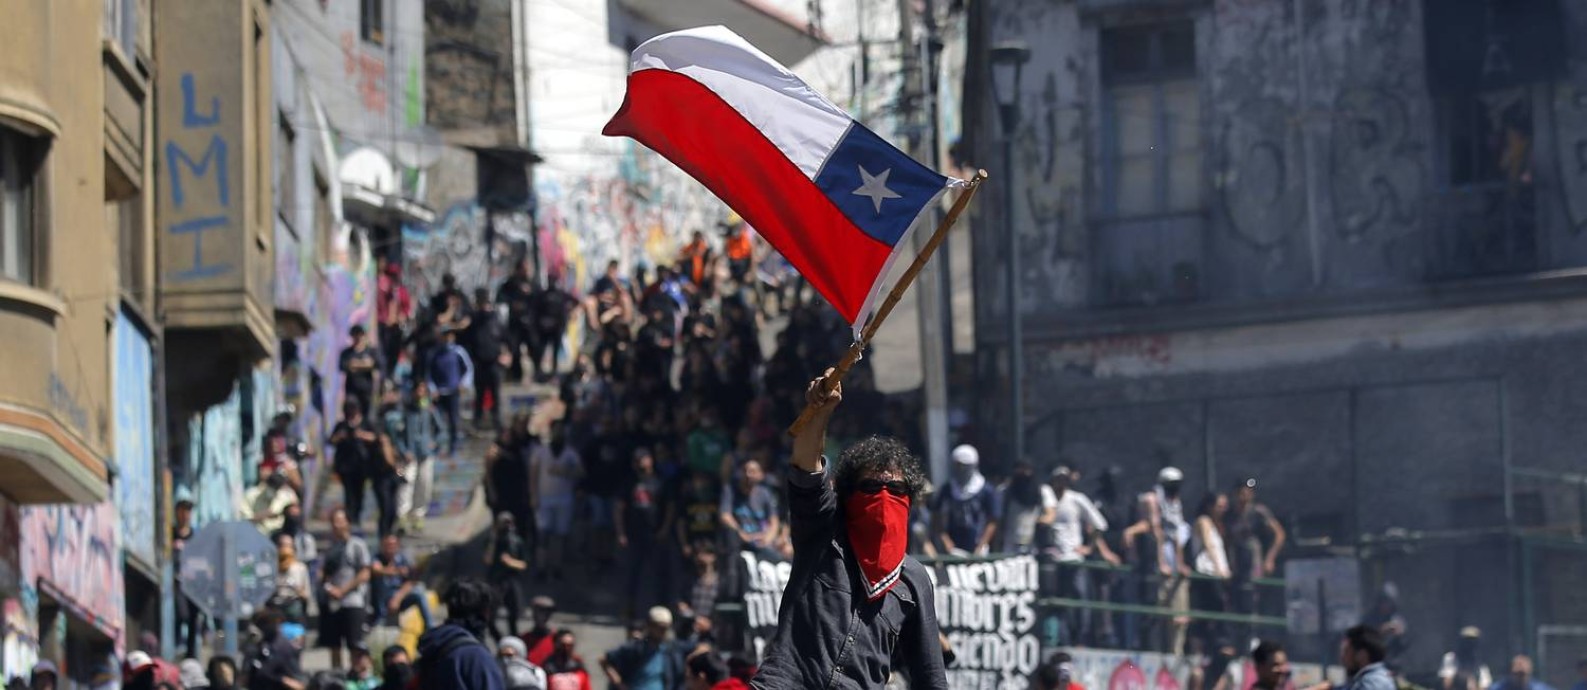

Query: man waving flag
<box><xmin>602</xmin><ymin>25</ymin><xmax>967</xmax><ymax>334</ymax></box>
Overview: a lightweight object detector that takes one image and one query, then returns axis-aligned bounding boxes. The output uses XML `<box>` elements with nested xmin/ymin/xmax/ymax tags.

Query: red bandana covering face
<box><xmin>845</xmin><ymin>489</ymin><xmax>911</xmax><ymax>600</ymax></box>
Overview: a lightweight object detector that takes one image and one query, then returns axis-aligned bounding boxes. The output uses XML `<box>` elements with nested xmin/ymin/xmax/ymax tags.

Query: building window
<box><xmin>360</xmin><ymin>0</ymin><xmax>384</xmax><ymax>46</ymax></box>
<box><xmin>1444</xmin><ymin>87</ymin><xmax>1532</xmax><ymax>187</ymax></box>
<box><xmin>1</xmin><ymin>127</ymin><xmax>44</xmax><ymax>285</ymax></box>
<box><xmin>275</xmin><ymin>116</ymin><xmax>295</xmax><ymax>228</ymax></box>
<box><xmin>113</xmin><ymin>195</ymin><xmax>145</xmax><ymax>303</ymax></box>
<box><xmin>104</xmin><ymin>0</ymin><xmax>137</xmax><ymax>57</ymax></box>
<box><xmin>1101</xmin><ymin>22</ymin><xmax>1201</xmax><ymax>217</ymax></box>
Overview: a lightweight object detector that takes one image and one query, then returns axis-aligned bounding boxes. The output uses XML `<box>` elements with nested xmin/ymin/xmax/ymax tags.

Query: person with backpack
<box><xmin>530</xmin><ymin>278</ymin><xmax>574</xmax><ymax>381</ymax></box>
<box><xmin>415</xmin><ymin>578</ymin><xmax>507</xmax><ymax>690</ymax></box>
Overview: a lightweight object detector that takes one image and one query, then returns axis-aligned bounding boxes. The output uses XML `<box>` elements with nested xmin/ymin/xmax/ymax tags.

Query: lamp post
<box><xmin>990</xmin><ymin>42</ymin><xmax>1030</xmax><ymax>467</ymax></box>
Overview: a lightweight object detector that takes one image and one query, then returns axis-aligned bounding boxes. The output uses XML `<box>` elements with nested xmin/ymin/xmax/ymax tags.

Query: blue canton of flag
<box><xmin>813</xmin><ymin>123</ymin><xmax>948</xmax><ymax>249</ymax></box>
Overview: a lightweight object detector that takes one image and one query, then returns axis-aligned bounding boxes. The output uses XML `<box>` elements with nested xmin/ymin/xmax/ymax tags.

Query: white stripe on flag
<box><xmin>627</xmin><ymin>26</ymin><xmax>852</xmax><ymax>181</ymax></box>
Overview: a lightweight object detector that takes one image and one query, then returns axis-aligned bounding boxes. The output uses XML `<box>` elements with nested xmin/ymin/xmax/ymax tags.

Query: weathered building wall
<box><xmin>968</xmin><ymin>0</ymin><xmax>1587</xmax><ymax>666</ymax></box>
<box><xmin>974</xmin><ymin>0</ymin><xmax>1586</xmax><ymax>320</ymax></box>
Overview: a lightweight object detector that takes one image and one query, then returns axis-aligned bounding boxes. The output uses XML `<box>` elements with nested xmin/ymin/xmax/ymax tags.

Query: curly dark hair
<box><xmin>832</xmin><ymin>436</ymin><xmax>927</xmax><ymax>501</ymax></box>
<box><xmin>444</xmin><ymin>578</ymin><xmax>496</xmax><ymax>624</ymax></box>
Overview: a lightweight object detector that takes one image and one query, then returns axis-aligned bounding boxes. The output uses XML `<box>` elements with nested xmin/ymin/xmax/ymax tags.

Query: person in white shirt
<box><xmin>1042</xmin><ymin>465</ymin><xmax>1118</xmax><ymax>646</ymax></box>
<box><xmin>1139</xmin><ymin>466</ymin><xmax>1192</xmax><ymax>655</ymax></box>
<box><xmin>531</xmin><ymin>427</ymin><xmax>583</xmax><ymax>580</ymax></box>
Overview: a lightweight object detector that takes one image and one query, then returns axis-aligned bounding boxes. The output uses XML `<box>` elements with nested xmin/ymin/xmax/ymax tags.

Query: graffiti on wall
<box><xmin>187</xmin><ymin>385</ymin><xmax>243</xmax><ymax>529</ymax></box>
<box><xmin>164</xmin><ymin>72</ymin><xmax>235</xmax><ymax>282</ymax></box>
<box><xmin>401</xmin><ymin>205</ymin><xmax>533</xmax><ymax>300</ymax></box>
<box><xmin>113</xmin><ymin>312</ymin><xmax>158</xmax><ymax>566</ymax></box>
<box><xmin>340</xmin><ymin>32</ymin><xmax>388</xmax><ymax>114</ymax></box>
<box><xmin>19</xmin><ymin>504</ymin><xmax>124</xmax><ymax>644</ymax></box>
<box><xmin>1</xmin><ymin>597</ymin><xmax>36</xmax><ymax>683</ymax></box>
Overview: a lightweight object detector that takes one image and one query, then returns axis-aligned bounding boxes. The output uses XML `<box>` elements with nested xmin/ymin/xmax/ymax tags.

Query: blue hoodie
<box><xmin>417</xmin><ymin>623</ymin><xmax>505</xmax><ymax>690</ymax></box>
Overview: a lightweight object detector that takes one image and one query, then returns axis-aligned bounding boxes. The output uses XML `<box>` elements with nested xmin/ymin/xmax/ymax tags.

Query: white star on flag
<box><xmin>852</xmin><ymin>165</ymin><xmax>903</xmax><ymax>213</ymax></box>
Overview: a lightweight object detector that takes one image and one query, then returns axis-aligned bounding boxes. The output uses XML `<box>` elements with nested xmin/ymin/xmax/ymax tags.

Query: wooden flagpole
<box><xmin>787</xmin><ymin>169</ymin><xmax>989</xmax><ymax>437</ymax></box>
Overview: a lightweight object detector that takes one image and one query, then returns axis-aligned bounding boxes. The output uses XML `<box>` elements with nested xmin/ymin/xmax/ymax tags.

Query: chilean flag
<box><xmin>603</xmin><ymin>25</ymin><xmax>965</xmax><ymax>332</ymax></box>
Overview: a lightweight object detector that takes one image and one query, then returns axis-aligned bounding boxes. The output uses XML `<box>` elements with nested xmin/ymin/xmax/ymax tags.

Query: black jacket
<box><xmin>749</xmin><ymin>464</ymin><xmax>948</xmax><ymax>690</ymax></box>
<box><xmin>417</xmin><ymin>623</ymin><xmax>506</xmax><ymax>690</ymax></box>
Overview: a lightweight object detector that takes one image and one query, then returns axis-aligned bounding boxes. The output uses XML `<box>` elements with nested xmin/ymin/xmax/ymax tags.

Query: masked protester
<box><xmin>381</xmin><ymin>647</ymin><xmax>414</xmax><ymax>690</ymax></box>
<box><xmin>748</xmin><ymin>372</ymin><xmax>947</xmax><ymax>690</ymax></box>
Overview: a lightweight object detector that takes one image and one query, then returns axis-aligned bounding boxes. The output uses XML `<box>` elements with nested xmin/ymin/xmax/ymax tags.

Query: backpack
<box><xmin>417</xmin><ymin>632</ymin><xmax>487</xmax><ymax>689</ymax></box>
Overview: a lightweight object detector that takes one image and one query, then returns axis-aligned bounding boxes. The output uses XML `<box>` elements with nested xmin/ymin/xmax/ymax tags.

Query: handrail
<box><xmin>915</xmin><ymin>552</ymin><xmax>1287</xmax><ymax>589</ymax></box>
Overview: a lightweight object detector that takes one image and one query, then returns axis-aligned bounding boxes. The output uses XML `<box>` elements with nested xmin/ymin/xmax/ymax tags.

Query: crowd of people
<box><xmin>61</xmin><ymin>222</ymin><xmax>1575</xmax><ymax>690</ymax></box>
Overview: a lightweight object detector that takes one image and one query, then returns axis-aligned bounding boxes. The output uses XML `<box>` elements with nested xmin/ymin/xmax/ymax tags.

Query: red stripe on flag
<box><xmin>603</xmin><ymin>69</ymin><xmax>893</xmax><ymax>324</ymax></box>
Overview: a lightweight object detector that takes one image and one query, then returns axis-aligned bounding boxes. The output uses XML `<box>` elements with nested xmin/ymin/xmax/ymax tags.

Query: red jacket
<box><xmin>713</xmin><ymin>679</ymin><xmax>750</xmax><ymax>690</ymax></box>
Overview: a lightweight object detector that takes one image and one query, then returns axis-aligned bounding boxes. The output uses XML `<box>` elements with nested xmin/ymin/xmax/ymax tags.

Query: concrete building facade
<box><xmin>965</xmin><ymin>0</ymin><xmax>1586</xmax><ymax>673</ymax></box>
<box><xmin>0</xmin><ymin>0</ymin><xmax>159</xmax><ymax>680</ymax></box>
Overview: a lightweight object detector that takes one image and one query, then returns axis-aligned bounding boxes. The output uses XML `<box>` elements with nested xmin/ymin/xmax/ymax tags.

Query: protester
<box><xmin>677</xmin><ymin>541</ymin><xmax>720</xmax><ymax>625</ymax></box>
<box><xmin>209</xmin><ymin>657</ymin><xmax>241</xmax><ymax>690</ymax></box>
<box><xmin>377</xmin><ymin>259</ymin><xmax>413</xmax><ymax>375</ymax></box>
<box><xmin>269</xmin><ymin>532</ymin><xmax>312</xmax><ymax>624</ymax></box>
<box><xmin>319</xmin><ymin>509</ymin><xmax>372</xmax><ymax>671</ymax></box>
<box><xmin>343</xmin><ymin>647</ymin><xmax>378</xmax><ymax>690</ymax></box>
<box><xmin>1045</xmin><ymin>464</ymin><xmax>1115</xmax><ymax>646</ymax></box>
<box><xmin>997</xmin><ymin>460</ymin><xmax>1051</xmax><ymax>554</ymax></box>
<box><xmin>428</xmin><ymin>326</ymin><xmax>475</xmax><ymax>457</ymax></box>
<box><xmin>1442</xmin><ymin>627</ymin><xmax>1494</xmax><ymax>690</ymax></box>
<box><xmin>600</xmin><ymin>607</ymin><xmax>683</xmax><ymax>690</ymax></box>
<box><xmin>372</xmin><ymin>386</ymin><xmax>407</xmax><ymax>538</ymax></box>
<box><xmin>371</xmin><ymin>533</ymin><xmax>434</xmax><ymax>630</ymax></box>
<box><xmin>498</xmin><ymin>260</ymin><xmax>540</xmax><ymax>383</ymax></box>
<box><xmin>1142</xmin><ymin>466</ymin><xmax>1192</xmax><ymax>655</ymax></box>
<box><xmin>522</xmin><ymin>597</ymin><xmax>558</xmax><ymax>667</ymax></box>
<box><xmin>465</xmin><ymin>288</ymin><xmax>507</xmax><ymax>432</ymax></box>
<box><xmin>330</xmin><ymin>401</ymin><xmax>381</xmax><ymax>527</ymax></box>
<box><xmin>748</xmin><ymin>373</ymin><xmax>948</xmax><ymax>689</ymax></box>
<box><xmin>531</xmin><ymin>277</ymin><xmax>576</xmax><ymax>381</ymax></box>
<box><xmin>498</xmin><ymin>637</ymin><xmax>548</xmax><ymax>690</ymax></box>
<box><xmin>398</xmin><ymin>381</ymin><xmax>443</xmax><ymax>533</ymax></box>
<box><xmin>486</xmin><ymin>512</ymin><xmax>530</xmax><ymax>642</ymax></box>
<box><xmin>1340</xmin><ymin>625</ymin><xmax>1395</xmax><ymax>690</ymax></box>
<box><xmin>277</xmin><ymin>502</ymin><xmax>318</xmax><ymax>565</ymax></box>
<box><xmin>1225</xmin><ymin>478</ymin><xmax>1286</xmax><ymax>609</ymax></box>
<box><xmin>1252</xmin><ymin>640</ymin><xmax>1292</xmax><ymax>690</ymax></box>
<box><xmin>933</xmin><ymin>444</ymin><xmax>999</xmax><ymax>556</ymax></box>
<box><xmin>719</xmin><ymin>458</ymin><xmax>779</xmax><ymax>559</ymax></box>
<box><xmin>1362</xmin><ymin>583</ymin><xmax>1410</xmax><ymax>667</ymax></box>
<box><xmin>244</xmin><ymin>610</ymin><xmax>304</xmax><ymax>690</ymax></box>
<box><xmin>416</xmin><ymin>578</ymin><xmax>507</xmax><ymax>690</ymax></box>
<box><xmin>1190</xmin><ymin>493</ymin><xmax>1232</xmax><ymax>651</ymax></box>
<box><xmin>542</xmin><ymin>630</ymin><xmax>593</xmax><ymax>690</ymax></box>
<box><xmin>1033</xmin><ymin>653</ymin><xmax>1081</xmax><ymax>690</ymax></box>
<box><xmin>487</xmin><ymin>420</ymin><xmax>536</xmax><ymax>543</ymax></box>
<box><xmin>532</xmin><ymin>427</ymin><xmax>581</xmax><ymax>580</ymax></box>
<box><xmin>1490</xmin><ymin>656</ymin><xmax>1554</xmax><ymax>690</ymax></box>
<box><xmin>242</xmin><ymin>469</ymin><xmax>299</xmax><ymax>538</ymax></box>
<box><xmin>340</xmin><ymin>326</ymin><xmax>382</xmax><ymax>417</ymax></box>
<box><xmin>617</xmin><ymin>446</ymin><xmax>674</xmax><ymax>618</ymax></box>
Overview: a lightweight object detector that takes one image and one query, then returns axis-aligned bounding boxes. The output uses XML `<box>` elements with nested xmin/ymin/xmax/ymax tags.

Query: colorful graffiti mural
<box><xmin>113</xmin><ymin>312</ymin><xmax>157</xmax><ymax>566</ymax></box>
<box><xmin>186</xmin><ymin>385</ymin><xmax>243</xmax><ymax>529</ymax></box>
<box><xmin>400</xmin><ymin>205</ymin><xmax>533</xmax><ymax>300</ymax></box>
<box><xmin>1</xmin><ymin>597</ymin><xmax>36</xmax><ymax>682</ymax></box>
<box><xmin>18</xmin><ymin>504</ymin><xmax>124</xmax><ymax>646</ymax></box>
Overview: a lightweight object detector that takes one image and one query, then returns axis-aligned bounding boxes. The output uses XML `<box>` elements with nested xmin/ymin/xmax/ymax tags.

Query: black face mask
<box><xmin>383</xmin><ymin>662</ymin><xmax>414</xmax><ymax>689</ymax></box>
<box><xmin>281</xmin><ymin>513</ymin><xmax>302</xmax><ymax>536</ymax></box>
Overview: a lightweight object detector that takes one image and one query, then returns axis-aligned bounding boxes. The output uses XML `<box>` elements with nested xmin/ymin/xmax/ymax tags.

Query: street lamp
<box><xmin>990</xmin><ymin>42</ymin><xmax>1030</xmax><ymax>467</ymax></box>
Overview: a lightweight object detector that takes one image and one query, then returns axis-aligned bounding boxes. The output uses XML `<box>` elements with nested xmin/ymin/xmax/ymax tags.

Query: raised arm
<box><xmin>786</xmin><ymin>372</ymin><xmax>841</xmax><ymax>548</ymax></box>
